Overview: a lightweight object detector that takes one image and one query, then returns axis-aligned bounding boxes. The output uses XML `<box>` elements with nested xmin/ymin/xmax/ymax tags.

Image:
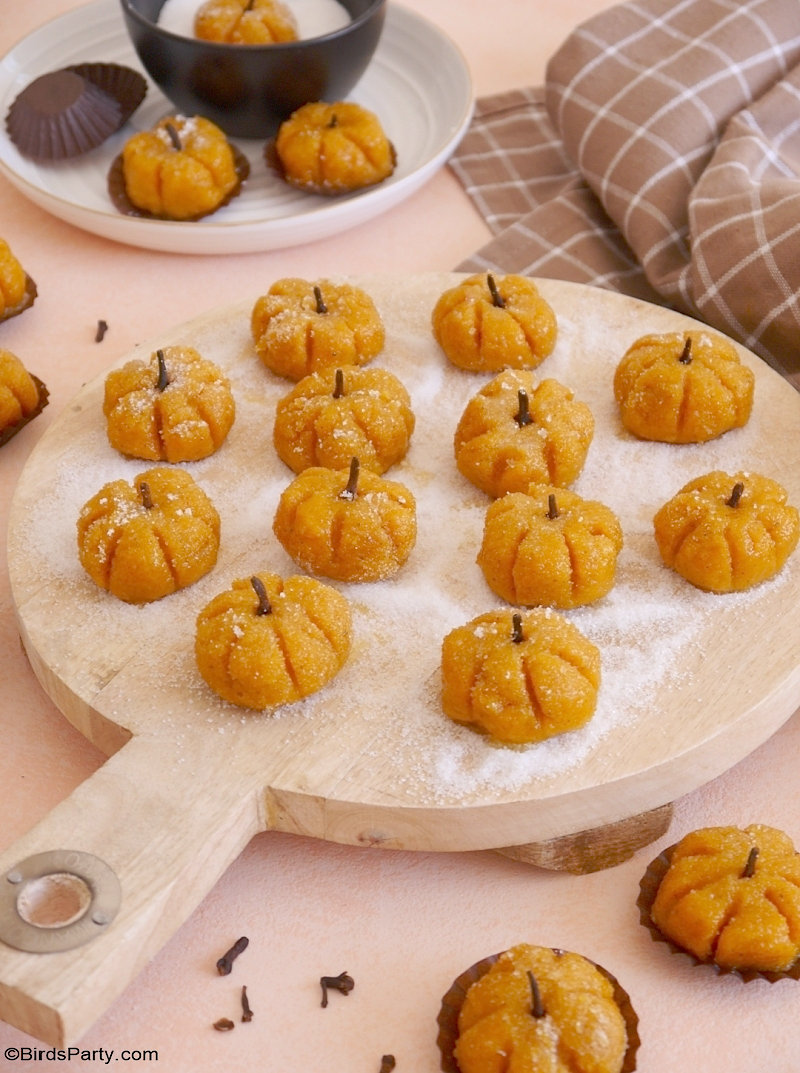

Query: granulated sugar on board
<box><xmin>8</xmin><ymin>275</ymin><xmax>798</xmax><ymax>808</ymax></box>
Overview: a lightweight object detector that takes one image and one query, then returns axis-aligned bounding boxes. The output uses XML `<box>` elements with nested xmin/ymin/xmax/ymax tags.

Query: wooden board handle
<box><xmin>0</xmin><ymin>733</ymin><xmax>264</xmax><ymax>1046</ymax></box>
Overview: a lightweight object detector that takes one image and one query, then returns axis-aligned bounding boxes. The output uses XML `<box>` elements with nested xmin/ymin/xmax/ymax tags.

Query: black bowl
<box><xmin>120</xmin><ymin>0</ymin><xmax>387</xmax><ymax>139</ymax></box>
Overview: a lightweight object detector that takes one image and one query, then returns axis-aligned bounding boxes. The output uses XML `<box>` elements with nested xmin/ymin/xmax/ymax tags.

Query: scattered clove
<box><xmin>216</xmin><ymin>936</ymin><xmax>249</xmax><ymax>976</ymax></box>
<box><xmin>213</xmin><ymin>1018</ymin><xmax>235</xmax><ymax>1032</ymax></box>
<box><xmin>320</xmin><ymin>970</ymin><xmax>354</xmax><ymax>1007</ymax></box>
<box><xmin>379</xmin><ymin>1057</ymin><xmax>396</xmax><ymax>1072</ymax></box>
<box><xmin>241</xmin><ymin>984</ymin><xmax>253</xmax><ymax>1022</ymax></box>
<box><xmin>95</xmin><ymin>319</ymin><xmax>108</xmax><ymax>343</ymax></box>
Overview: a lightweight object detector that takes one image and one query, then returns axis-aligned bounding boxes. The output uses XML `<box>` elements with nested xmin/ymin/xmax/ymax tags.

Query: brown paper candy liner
<box><xmin>436</xmin><ymin>948</ymin><xmax>640</xmax><ymax>1073</ymax></box>
<box><xmin>0</xmin><ymin>374</ymin><xmax>49</xmax><ymax>447</ymax></box>
<box><xmin>637</xmin><ymin>843</ymin><xmax>800</xmax><ymax>983</ymax></box>
<box><xmin>0</xmin><ymin>274</ymin><xmax>37</xmax><ymax>323</ymax></box>
<box><xmin>6</xmin><ymin>65</ymin><xmax>145</xmax><ymax>161</ymax></box>
<box><xmin>66</xmin><ymin>63</ymin><xmax>146</xmax><ymax>126</ymax></box>
<box><xmin>107</xmin><ymin>144</ymin><xmax>250</xmax><ymax>222</ymax></box>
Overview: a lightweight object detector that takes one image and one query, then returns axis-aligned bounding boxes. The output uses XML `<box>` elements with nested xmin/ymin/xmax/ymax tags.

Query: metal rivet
<box><xmin>92</xmin><ymin>911</ymin><xmax>109</xmax><ymax>927</ymax></box>
<box><xmin>6</xmin><ymin>872</ymin><xmax>22</xmax><ymax>885</ymax></box>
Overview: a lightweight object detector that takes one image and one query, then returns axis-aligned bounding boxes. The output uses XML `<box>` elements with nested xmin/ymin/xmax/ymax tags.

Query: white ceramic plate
<box><xmin>0</xmin><ymin>2</ymin><xmax>474</xmax><ymax>254</ymax></box>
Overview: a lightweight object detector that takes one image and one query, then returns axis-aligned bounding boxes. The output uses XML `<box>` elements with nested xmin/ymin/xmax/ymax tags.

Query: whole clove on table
<box><xmin>216</xmin><ymin>935</ymin><xmax>249</xmax><ymax>976</ymax></box>
<box><xmin>320</xmin><ymin>970</ymin><xmax>354</xmax><ymax>1007</ymax></box>
<box><xmin>240</xmin><ymin>984</ymin><xmax>253</xmax><ymax>1022</ymax></box>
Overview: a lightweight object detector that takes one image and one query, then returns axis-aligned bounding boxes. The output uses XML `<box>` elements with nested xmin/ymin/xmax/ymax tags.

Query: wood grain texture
<box><xmin>4</xmin><ymin>273</ymin><xmax>800</xmax><ymax>1044</ymax></box>
<box><xmin>496</xmin><ymin>803</ymin><xmax>674</xmax><ymax>873</ymax></box>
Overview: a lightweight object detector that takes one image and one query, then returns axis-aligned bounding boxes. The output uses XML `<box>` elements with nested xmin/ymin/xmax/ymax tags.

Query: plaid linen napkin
<box><xmin>449</xmin><ymin>0</ymin><xmax>800</xmax><ymax>386</ymax></box>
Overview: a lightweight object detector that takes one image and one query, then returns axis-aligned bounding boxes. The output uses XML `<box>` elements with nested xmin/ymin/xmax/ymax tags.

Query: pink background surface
<box><xmin>2</xmin><ymin>1</ymin><xmax>800</xmax><ymax>1070</ymax></box>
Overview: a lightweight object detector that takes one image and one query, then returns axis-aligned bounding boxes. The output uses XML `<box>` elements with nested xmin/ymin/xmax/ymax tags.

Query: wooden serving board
<box><xmin>4</xmin><ymin>273</ymin><xmax>800</xmax><ymax>1045</ymax></box>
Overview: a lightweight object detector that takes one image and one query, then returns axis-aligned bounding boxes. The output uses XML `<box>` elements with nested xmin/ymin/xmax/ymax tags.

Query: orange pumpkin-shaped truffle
<box><xmin>614</xmin><ymin>329</ymin><xmax>754</xmax><ymax>443</ymax></box>
<box><xmin>646</xmin><ymin>824</ymin><xmax>800</xmax><ymax>974</ymax></box>
<box><xmin>454</xmin><ymin>369</ymin><xmax>595</xmax><ymax>498</ymax></box>
<box><xmin>117</xmin><ymin>115</ymin><xmax>246</xmax><ymax>221</ymax></box>
<box><xmin>441</xmin><ymin>608</ymin><xmax>600</xmax><ymax>745</ymax></box>
<box><xmin>103</xmin><ymin>345</ymin><xmax>235</xmax><ymax>462</ymax></box>
<box><xmin>273</xmin><ymin>100</ymin><xmax>396</xmax><ymax>195</ymax></box>
<box><xmin>478</xmin><ymin>485</ymin><xmax>623</xmax><ymax>609</ymax></box>
<box><xmin>653</xmin><ymin>470</ymin><xmax>799</xmax><ymax>593</ymax></box>
<box><xmin>0</xmin><ymin>238</ymin><xmax>36</xmax><ymax>322</ymax></box>
<box><xmin>195</xmin><ymin>572</ymin><xmax>351</xmax><ymax>710</ymax></box>
<box><xmin>251</xmin><ymin>277</ymin><xmax>385</xmax><ymax>381</ymax></box>
<box><xmin>77</xmin><ymin>466</ymin><xmax>220</xmax><ymax>603</ymax></box>
<box><xmin>0</xmin><ymin>349</ymin><xmax>46</xmax><ymax>445</ymax></box>
<box><xmin>432</xmin><ymin>273</ymin><xmax>557</xmax><ymax>373</ymax></box>
<box><xmin>273</xmin><ymin>457</ymin><xmax>416</xmax><ymax>582</ymax></box>
<box><xmin>450</xmin><ymin>945</ymin><xmax>631</xmax><ymax>1073</ymax></box>
<box><xmin>273</xmin><ymin>364</ymin><xmax>414</xmax><ymax>474</ymax></box>
<box><xmin>194</xmin><ymin>0</ymin><xmax>298</xmax><ymax>43</ymax></box>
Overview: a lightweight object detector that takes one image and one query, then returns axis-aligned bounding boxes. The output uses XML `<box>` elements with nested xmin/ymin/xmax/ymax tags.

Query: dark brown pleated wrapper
<box><xmin>6</xmin><ymin>64</ymin><xmax>146</xmax><ymax>161</ymax></box>
<box><xmin>107</xmin><ymin>144</ymin><xmax>250</xmax><ymax>221</ymax></box>
<box><xmin>637</xmin><ymin>844</ymin><xmax>800</xmax><ymax>984</ymax></box>
<box><xmin>67</xmin><ymin>63</ymin><xmax>146</xmax><ymax>125</ymax></box>
<box><xmin>436</xmin><ymin>948</ymin><xmax>640</xmax><ymax>1072</ymax></box>
<box><xmin>0</xmin><ymin>374</ymin><xmax>49</xmax><ymax>448</ymax></box>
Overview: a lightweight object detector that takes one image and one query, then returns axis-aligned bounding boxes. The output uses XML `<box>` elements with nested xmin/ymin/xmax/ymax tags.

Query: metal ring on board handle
<box><xmin>0</xmin><ymin>849</ymin><xmax>121</xmax><ymax>953</ymax></box>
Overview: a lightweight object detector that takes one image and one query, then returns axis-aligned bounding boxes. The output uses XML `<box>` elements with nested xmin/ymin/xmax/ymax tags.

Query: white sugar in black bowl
<box><xmin>119</xmin><ymin>0</ymin><xmax>387</xmax><ymax>139</ymax></box>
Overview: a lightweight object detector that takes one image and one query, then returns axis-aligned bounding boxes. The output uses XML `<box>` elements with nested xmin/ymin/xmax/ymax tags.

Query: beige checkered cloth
<box><xmin>450</xmin><ymin>0</ymin><xmax>800</xmax><ymax>387</ymax></box>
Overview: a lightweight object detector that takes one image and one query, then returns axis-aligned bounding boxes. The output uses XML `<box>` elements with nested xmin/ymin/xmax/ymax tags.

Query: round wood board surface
<box><xmin>8</xmin><ymin>273</ymin><xmax>800</xmax><ymax>853</ymax></box>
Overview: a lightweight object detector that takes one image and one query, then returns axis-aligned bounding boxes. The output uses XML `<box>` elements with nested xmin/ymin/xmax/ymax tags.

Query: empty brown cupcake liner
<box><xmin>0</xmin><ymin>273</ymin><xmax>37</xmax><ymax>323</ymax></box>
<box><xmin>5</xmin><ymin>64</ymin><xmax>146</xmax><ymax>161</ymax></box>
<box><xmin>107</xmin><ymin>143</ymin><xmax>250</xmax><ymax>222</ymax></box>
<box><xmin>637</xmin><ymin>843</ymin><xmax>800</xmax><ymax>984</ymax></box>
<box><xmin>66</xmin><ymin>63</ymin><xmax>147</xmax><ymax>126</ymax></box>
<box><xmin>436</xmin><ymin>948</ymin><xmax>640</xmax><ymax>1072</ymax></box>
<box><xmin>0</xmin><ymin>374</ymin><xmax>49</xmax><ymax>447</ymax></box>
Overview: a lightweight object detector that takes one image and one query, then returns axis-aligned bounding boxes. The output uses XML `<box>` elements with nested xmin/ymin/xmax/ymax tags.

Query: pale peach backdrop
<box><xmin>2</xmin><ymin>1</ymin><xmax>800</xmax><ymax>1070</ymax></box>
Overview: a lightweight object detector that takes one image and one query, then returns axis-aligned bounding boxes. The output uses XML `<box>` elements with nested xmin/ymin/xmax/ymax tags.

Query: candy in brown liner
<box><xmin>107</xmin><ymin>145</ymin><xmax>250</xmax><ymax>222</ymax></box>
<box><xmin>0</xmin><ymin>375</ymin><xmax>49</xmax><ymax>448</ymax></box>
<box><xmin>0</xmin><ymin>274</ymin><xmax>37</xmax><ymax>323</ymax></box>
<box><xmin>5</xmin><ymin>65</ymin><xmax>145</xmax><ymax>161</ymax></box>
<box><xmin>637</xmin><ymin>843</ymin><xmax>800</xmax><ymax>984</ymax></box>
<box><xmin>436</xmin><ymin>948</ymin><xmax>640</xmax><ymax>1073</ymax></box>
<box><xmin>263</xmin><ymin>136</ymin><xmax>397</xmax><ymax>198</ymax></box>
